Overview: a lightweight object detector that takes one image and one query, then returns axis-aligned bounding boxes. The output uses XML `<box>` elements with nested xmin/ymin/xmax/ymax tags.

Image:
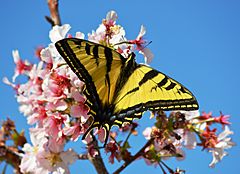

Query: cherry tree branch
<box><xmin>0</xmin><ymin>145</ymin><xmax>22</xmax><ymax>174</ymax></box>
<box><xmin>88</xmin><ymin>137</ymin><xmax>109</xmax><ymax>174</ymax></box>
<box><xmin>46</xmin><ymin>0</ymin><xmax>61</xmax><ymax>26</ymax></box>
<box><xmin>113</xmin><ymin>139</ymin><xmax>154</xmax><ymax>174</ymax></box>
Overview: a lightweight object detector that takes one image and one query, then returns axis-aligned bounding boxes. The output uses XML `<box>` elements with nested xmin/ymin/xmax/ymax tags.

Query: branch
<box><xmin>88</xmin><ymin>137</ymin><xmax>109</xmax><ymax>174</ymax></box>
<box><xmin>46</xmin><ymin>0</ymin><xmax>61</xmax><ymax>26</ymax></box>
<box><xmin>0</xmin><ymin>145</ymin><xmax>22</xmax><ymax>174</ymax></box>
<box><xmin>113</xmin><ymin>139</ymin><xmax>154</xmax><ymax>174</ymax></box>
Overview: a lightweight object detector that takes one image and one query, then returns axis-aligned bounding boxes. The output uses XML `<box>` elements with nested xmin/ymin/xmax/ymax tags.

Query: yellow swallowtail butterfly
<box><xmin>55</xmin><ymin>38</ymin><xmax>199</xmax><ymax>145</ymax></box>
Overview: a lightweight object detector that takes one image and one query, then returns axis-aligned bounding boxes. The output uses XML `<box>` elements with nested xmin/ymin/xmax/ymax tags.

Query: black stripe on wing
<box><xmin>111</xmin><ymin>97</ymin><xmax>198</xmax><ymax>128</ymax></box>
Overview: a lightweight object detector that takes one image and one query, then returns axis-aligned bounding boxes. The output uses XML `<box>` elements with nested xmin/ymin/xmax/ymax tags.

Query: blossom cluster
<box><xmin>4</xmin><ymin>11</ymin><xmax>153</xmax><ymax>173</ymax></box>
<box><xmin>142</xmin><ymin>111</ymin><xmax>234</xmax><ymax>169</ymax></box>
<box><xmin>3</xmin><ymin>10</ymin><xmax>234</xmax><ymax>174</ymax></box>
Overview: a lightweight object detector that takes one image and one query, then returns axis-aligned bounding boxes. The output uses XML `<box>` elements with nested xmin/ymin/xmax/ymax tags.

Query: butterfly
<box><xmin>55</xmin><ymin>38</ymin><xmax>199</xmax><ymax>145</ymax></box>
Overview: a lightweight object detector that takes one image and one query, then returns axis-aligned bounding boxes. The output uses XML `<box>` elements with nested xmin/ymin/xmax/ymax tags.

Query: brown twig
<box><xmin>88</xmin><ymin>137</ymin><xmax>109</xmax><ymax>174</ymax></box>
<box><xmin>113</xmin><ymin>139</ymin><xmax>154</xmax><ymax>174</ymax></box>
<box><xmin>46</xmin><ymin>0</ymin><xmax>61</xmax><ymax>26</ymax></box>
<box><xmin>0</xmin><ymin>145</ymin><xmax>22</xmax><ymax>174</ymax></box>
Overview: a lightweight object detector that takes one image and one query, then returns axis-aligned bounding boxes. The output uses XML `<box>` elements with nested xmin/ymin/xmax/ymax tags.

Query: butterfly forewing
<box><xmin>56</xmin><ymin>38</ymin><xmax>126</xmax><ymax>113</ymax></box>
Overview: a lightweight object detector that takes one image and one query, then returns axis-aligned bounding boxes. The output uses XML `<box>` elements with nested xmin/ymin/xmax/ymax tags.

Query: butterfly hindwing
<box><xmin>113</xmin><ymin>64</ymin><xmax>199</xmax><ymax>117</ymax></box>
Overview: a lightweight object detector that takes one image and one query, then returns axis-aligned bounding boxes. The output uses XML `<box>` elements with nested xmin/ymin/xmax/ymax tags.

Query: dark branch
<box><xmin>0</xmin><ymin>145</ymin><xmax>22</xmax><ymax>174</ymax></box>
<box><xmin>88</xmin><ymin>137</ymin><xmax>109</xmax><ymax>174</ymax></box>
<box><xmin>113</xmin><ymin>139</ymin><xmax>154</xmax><ymax>174</ymax></box>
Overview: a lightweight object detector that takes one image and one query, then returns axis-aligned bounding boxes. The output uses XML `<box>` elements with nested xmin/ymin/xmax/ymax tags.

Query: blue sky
<box><xmin>0</xmin><ymin>1</ymin><xmax>239</xmax><ymax>174</ymax></box>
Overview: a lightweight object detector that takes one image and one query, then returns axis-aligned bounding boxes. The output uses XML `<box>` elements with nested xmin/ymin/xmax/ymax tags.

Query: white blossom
<box><xmin>209</xmin><ymin>126</ymin><xmax>235</xmax><ymax>167</ymax></box>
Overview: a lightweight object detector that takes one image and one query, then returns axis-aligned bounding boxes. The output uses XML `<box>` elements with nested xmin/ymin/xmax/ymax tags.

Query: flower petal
<box><xmin>49</xmin><ymin>24</ymin><xmax>71</xmax><ymax>43</ymax></box>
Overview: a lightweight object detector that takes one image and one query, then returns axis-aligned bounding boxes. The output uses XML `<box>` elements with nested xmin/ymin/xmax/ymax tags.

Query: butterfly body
<box><xmin>55</xmin><ymin>38</ymin><xmax>199</xmax><ymax>145</ymax></box>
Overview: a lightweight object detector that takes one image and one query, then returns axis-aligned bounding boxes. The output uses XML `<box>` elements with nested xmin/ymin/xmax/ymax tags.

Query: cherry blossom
<box><xmin>209</xmin><ymin>126</ymin><xmax>235</xmax><ymax>167</ymax></box>
<box><xmin>105</xmin><ymin>141</ymin><xmax>121</xmax><ymax>164</ymax></box>
<box><xmin>20</xmin><ymin>128</ymin><xmax>77</xmax><ymax>174</ymax></box>
<box><xmin>214</xmin><ymin>113</ymin><xmax>231</xmax><ymax>125</ymax></box>
<box><xmin>130</xmin><ymin>25</ymin><xmax>154</xmax><ymax>64</ymax></box>
<box><xmin>12</xmin><ymin>50</ymin><xmax>33</xmax><ymax>82</ymax></box>
<box><xmin>49</xmin><ymin>24</ymin><xmax>71</xmax><ymax>43</ymax></box>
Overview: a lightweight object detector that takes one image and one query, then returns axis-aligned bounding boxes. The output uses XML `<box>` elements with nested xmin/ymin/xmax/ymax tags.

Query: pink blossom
<box><xmin>47</xmin><ymin>137</ymin><xmax>65</xmax><ymax>153</ymax></box>
<box><xmin>21</xmin><ymin>141</ymin><xmax>77</xmax><ymax>174</ymax></box>
<box><xmin>29</xmin><ymin>128</ymin><xmax>48</xmax><ymax>147</ymax></box>
<box><xmin>70</xmin><ymin>102</ymin><xmax>89</xmax><ymax>121</ymax></box>
<box><xmin>105</xmin><ymin>141</ymin><xmax>121</xmax><ymax>164</ymax></box>
<box><xmin>42</xmin><ymin>72</ymin><xmax>70</xmax><ymax>101</ymax></box>
<box><xmin>20</xmin><ymin>127</ymin><xmax>77</xmax><ymax>174</ymax></box>
<box><xmin>214</xmin><ymin>113</ymin><xmax>231</xmax><ymax>125</ymax></box>
<box><xmin>200</xmin><ymin>126</ymin><xmax>218</xmax><ymax>149</ymax></box>
<box><xmin>129</xmin><ymin>25</ymin><xmax>147</xmax><ymax>47</ymax></box>
<box><xmin>81</xmin><ymin>130</ymin><xmax>93</xmax><ymax>144</ymax></box>
<box><xmin>182</xmin><ymin>130</ymin><xmax>197</xmax><ymax>149</ymax></box>
<box><xmin>55</xmin><ymin>130</ymin><xmax>67</xmax><ymax>145</ymax></box>
<box><xmin>12</xmin><ymin>50</ymin><xmax>33</xmax><ymax>81</ymax></box>
<box><xmin>40</xmin><ymin>47</ymin><xmax>54</xmax><ymax>64</ymax></box>
<box><xmin>63</xmin><ymin>122</ymin><xmax>85</xmax><ymax>141</ymax></box>
<box><xmin>28</xmin><ymin>106</ymin><xmax>48</xmax><ymax>125</ymax></box>
<box><xmin>2</xmin><ymin>77</ymin><xmax>20</xmax><ymax>92</ymax></box>
<box><xmin>88</xmin><ymin>11</ymin><xmax>126</xmax><ymax>45</ymax></box>
<box><xmin>75</xmin><ymin>31</ymin><xmax>85</xmax><ymax>39</ymax></box>
<box><xmin>129</xmin><ymin>25</ymin><xmax>154</xmax><ymax>64</ymax></box>
<box><xmin>71</xmin><ymin>88</ymin><xmax>86</xmax><ymax>102</ymax></box>
<box><xmin>95</xmin><ymin>128</ymin><xmax>106</xmax><ymax>143</ymax></box>
<box><xmin>88</xmin><ymin>23</ymin><xmax>106</xmax><ymax>43</ymax></box>
<box><xmin>139</xmin><ymin>47</ymin><xmax>154</xmax><ymax>64</ymax></box>
<box><xmin>49</xmin><ymin>72</ymin><xmax>71</xmax><ymax>96</ymax></box>
<box><xmin>49</xmin><ymin>24</ymin><xmax>71</xmax><ymax>43</ymax></box>
<box><xmin>143</xmin><ymin>127</ymin><xmax>152</xmax><ymax>140</ymax></box>
<box><xmin>105</xmin><ymin>10</ymin><xmax>117</xmax><ymax>26</ymax></box>
<box><xmin>20</xmin><ymin>128</ymin><xmax>48</xmax><ymax>174</ymax></box>
<box><xmin>44</xmin><ymin>113</ymin><xmax>68</xmax><ymax>138</ymax></box>
<box><xmin>35</xmin><ymin>46</ymin><xmax>44</xmax><ymax>60</ymax></box>
<box><xmin>200</xmin><ymin>111</ymin><xmax>213</xmax><ymax>120</ymax></box>
<box><xmin>46</xmin><ymin>100</ymin><xmax>68</xmax><ymax>112</ymax></box>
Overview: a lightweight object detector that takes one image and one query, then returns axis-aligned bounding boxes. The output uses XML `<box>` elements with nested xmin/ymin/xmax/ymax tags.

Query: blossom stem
<box><xmin>158</xmin><ymin>162</ymin><xmax>167</xmax><ymax>174</ymax></box>
<box><xmin>113</xmin><ymin>138</ymin><xmax>154</xmax><ymax>174</ymax></box>
<box><xmin>122</xmin><ymin>129</ymin><xmax>133</xmax><ymax>147</ymax></box>
<box><xmin>160</xmin><ymin>161</ymin><xmax>174</xmax><ymax>173</ymax></box>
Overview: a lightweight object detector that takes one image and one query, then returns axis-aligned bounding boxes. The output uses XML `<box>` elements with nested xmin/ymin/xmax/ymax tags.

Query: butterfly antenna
<box><xmin>139</xmin><ymin>40</ymin><xmax>152</xmax><ymax>52</ymax></box>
